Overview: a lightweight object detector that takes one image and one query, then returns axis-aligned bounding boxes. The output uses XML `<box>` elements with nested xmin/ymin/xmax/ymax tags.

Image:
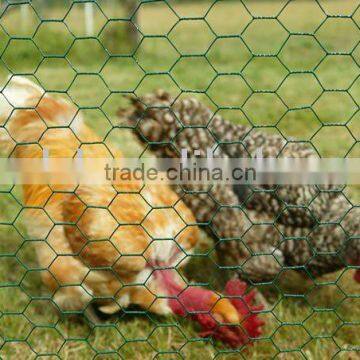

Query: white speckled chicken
<box><xmin>118</xmin><ymin>91</ymin><xmax>360</xmax><ymax>285</ymax></box>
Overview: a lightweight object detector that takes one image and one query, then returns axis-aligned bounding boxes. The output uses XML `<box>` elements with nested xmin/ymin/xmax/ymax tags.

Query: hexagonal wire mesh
<box><xmin>0</xmin><ymin>0</ymin><xmax>359</xmax><ymax>358</ymax></box>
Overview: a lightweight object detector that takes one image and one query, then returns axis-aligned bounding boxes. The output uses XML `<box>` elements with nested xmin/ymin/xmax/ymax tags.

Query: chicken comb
<box><xmin>196</xmin><ymin>279</ymin><xmax>264</xmax><ymax>348</ymax></box>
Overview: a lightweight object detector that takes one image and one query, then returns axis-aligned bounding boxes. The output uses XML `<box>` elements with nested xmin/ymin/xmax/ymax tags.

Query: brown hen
<box><xmin>0</xmin><ymin>77</ymin><xmax>264</xmax><ymax>348</ymax></box>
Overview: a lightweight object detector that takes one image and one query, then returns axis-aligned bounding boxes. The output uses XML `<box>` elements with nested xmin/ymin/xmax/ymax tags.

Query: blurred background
<box><xmin>0</xmin><ymin>0</ymin><xmax>359</xmax><ymax>358</ymax></box>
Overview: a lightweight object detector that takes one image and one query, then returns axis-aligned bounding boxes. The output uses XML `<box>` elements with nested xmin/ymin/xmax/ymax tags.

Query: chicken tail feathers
<box><xmin>0</xmin><ymin>76</ymin><xmax>82</xmax><ymax>147</ymax></box>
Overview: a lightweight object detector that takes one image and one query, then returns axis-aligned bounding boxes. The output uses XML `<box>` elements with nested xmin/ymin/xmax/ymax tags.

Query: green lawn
<box><xmin>0</xmin><ymin>0</ymin><xmax>359</xmax><ymax>358</ymax></box>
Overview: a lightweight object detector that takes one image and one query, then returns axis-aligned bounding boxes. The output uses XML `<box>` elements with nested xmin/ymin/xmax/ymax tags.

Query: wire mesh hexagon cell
<box><xmin>0</xmin><ymin>0</ymin><xmax>359</xmax><ymax>358</ymax></box>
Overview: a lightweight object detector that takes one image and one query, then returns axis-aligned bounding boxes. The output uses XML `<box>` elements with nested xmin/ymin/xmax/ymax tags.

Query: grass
<box><xmin>0</xmin><ymin>0</ymin><xmax>359</xmax><ymax>358</ymax></box>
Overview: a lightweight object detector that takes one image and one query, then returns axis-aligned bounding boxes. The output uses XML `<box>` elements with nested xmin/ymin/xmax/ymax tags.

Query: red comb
<box><xmin>195</xmin><ymin>279</ymin><xmax>264</xmax><ymax>348</ymax></box>
<box><xmin>163</xmin><ymin>268</ymin><xmax>264</xmax><ymax>349</ymax></box>
<box><xmin>354</xmin><ymin>269</ymin><xmax>360</xmax><ymax>283</ymax></box>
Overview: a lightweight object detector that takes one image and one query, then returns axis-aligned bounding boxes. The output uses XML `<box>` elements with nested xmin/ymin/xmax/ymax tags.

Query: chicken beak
<box><xmin>209</xmin><ymin>293</ymin><xmax>241</xmax><ymax>324</ymax></box>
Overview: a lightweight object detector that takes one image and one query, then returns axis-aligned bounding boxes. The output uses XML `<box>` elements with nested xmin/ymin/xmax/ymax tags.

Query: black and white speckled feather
<box><xmin>118</xmin><ymin>91</ymin><xmax>360</xmax><ymax>283</ymax></box>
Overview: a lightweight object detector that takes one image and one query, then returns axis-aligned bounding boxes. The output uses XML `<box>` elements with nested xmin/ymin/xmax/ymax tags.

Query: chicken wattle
<box><xmin>155</xmin><ymin>268</ymin><xmax>264</xmax><ymax>348</ymax></box>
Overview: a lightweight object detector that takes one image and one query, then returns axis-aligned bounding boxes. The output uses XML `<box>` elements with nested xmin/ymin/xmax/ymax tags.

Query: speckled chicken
<box><xmin>0</xmin><ymin>77</ymin><xmax>264</xmax><ymax>348</ymax></box>
<box><xmin>118</xmin><ymin>90</ymin><xmax>360</xmax><ymax>284</ymax></box>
